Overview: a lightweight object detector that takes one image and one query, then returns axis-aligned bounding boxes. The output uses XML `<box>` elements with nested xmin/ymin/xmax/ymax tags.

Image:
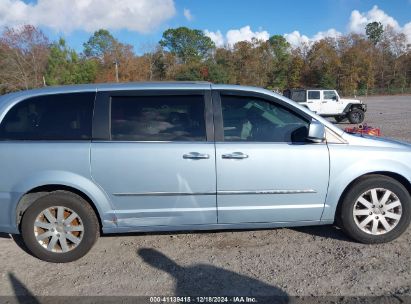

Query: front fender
<box><xmin>322</xmin><ymin>154</ymin><xmax>411</xmax><ymax>221</ymax></box>
<box><xmin>342</xmin><ymin>103</ymin><xmax>353</xmax><ymax>113</ymax></box>
<box><xmin>343</xmin><ymin>103</ymin><xmax>367</xmax><ymax>113</ymax></box>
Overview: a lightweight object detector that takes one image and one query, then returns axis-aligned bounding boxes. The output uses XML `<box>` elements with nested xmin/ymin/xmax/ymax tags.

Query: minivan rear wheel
<box><xmin>339</xmin><ymin>175</ymin><xmax>411</xmax><ymax>243</ymax></box>
<box><xmin>20</xmin><ymin>191</ymin><xmax>99</xmax><ymax>263</ymax></box>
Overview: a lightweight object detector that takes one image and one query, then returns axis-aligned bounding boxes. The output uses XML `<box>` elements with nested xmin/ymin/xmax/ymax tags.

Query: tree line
<box><xmin>0</xmin><ymin>22</ymin><xmax>410</xmax><ymax>96</ymax></box>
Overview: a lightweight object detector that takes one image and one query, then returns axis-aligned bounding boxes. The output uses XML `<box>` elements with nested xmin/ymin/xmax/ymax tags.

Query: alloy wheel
<box><xmin>33</xmin><ymin>206</ymin><xmax>84</xmax><ymax>253</ymax></box>
<box><xmin>353</xmin><ymin>188</ymin><xmax>402</xmax><ymax>235</ymax></box>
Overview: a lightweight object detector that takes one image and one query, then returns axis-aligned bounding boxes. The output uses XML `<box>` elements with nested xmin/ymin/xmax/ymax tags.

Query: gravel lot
<box><xmin>0</xmin><ymin>95</ymin><xmax>410</xmax><ymax>299</ymax></box>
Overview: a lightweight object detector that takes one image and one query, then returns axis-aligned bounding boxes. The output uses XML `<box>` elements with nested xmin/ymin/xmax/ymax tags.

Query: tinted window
<box><xmin>0</xmin><ymin>93</ymin><xmax>94</xmax><ymax>140</ymax></box>
<box><xmin>323</xmin><ymin>90</ymin><xmax>337</xmax><ymax>100</ymax></box>
<box><xmin>290</xmin><ymin>90</ymin><xmax>306</xmax><ymax>103</ymax></box>
<box><xmin>221</xmin><ymin>95</ymin><xmax>309</xmax><ymax>143</ymax></box>
<box><xmin>111</xmin><ymin>95</ymin><xmax>206</xmax><ymax>141</ymax></box>
<box><xmin>307</xmin><ymin>91</ymin><xmax>320</xmax><ymax>99</ymax></box>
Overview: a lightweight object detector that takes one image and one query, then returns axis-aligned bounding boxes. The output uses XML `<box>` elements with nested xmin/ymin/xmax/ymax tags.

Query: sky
<box><xmin>0</xmin><ymin>0</ymin><xmax>410</xmax><ymax>52</ymax></box>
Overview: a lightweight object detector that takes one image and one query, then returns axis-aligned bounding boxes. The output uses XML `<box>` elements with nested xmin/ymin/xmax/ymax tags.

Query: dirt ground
<box><xmin>0</xmin><ymin>95</ymin><xmax>410</xmax><ymax>298</ymax></box>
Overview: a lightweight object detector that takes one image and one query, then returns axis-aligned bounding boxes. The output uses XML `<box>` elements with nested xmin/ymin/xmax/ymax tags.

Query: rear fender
<box><xmin>11</xmin><ymin>170</ymin><xmax>117</xmax><ymax>231</ymax></box>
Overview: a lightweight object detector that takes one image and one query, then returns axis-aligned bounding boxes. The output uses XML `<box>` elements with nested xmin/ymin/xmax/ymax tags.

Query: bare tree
<box><xmin>0</xmin><ymin>25</ymin><xmax>49</xmax><ymax>92</ymax></box>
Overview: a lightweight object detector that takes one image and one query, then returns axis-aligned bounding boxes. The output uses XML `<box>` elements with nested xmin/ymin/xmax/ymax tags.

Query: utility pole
<box><xmin>114</xmin><ymin>60</ymin><xmax>119</xmax><ymax>83</ymax></box>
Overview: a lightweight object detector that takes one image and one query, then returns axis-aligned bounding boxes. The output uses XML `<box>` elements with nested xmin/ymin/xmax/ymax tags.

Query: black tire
<box><xmin>338</xmin><ymin>175</ymin><xmax>411</xmax><ymax>244</ymax></box>
<box><xmin>334</xmin><ymin>115</ymin><xmax>347</xmax><ymax>123</ymax></box>
<box><xmin>20</xmin><ymin>191</ymin><xmax>99</xmax><ymax>263</ymax></box>
<box><xmin>347</xmin><ymin>108</ymin><xmax>365</xmax><ymax>124</ymax></box>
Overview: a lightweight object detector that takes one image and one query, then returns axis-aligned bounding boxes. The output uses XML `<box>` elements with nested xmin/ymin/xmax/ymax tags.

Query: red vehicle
<box><xmin>344</xmin><ymin>124</ymin><xmax>381</xmax><ymax>136</ymax></box>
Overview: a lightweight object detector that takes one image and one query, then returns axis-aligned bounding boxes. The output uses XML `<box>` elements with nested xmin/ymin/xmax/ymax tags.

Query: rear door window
<box><xmin>307</xmin><ymin>91</ymin><xmax>320</xmax><ymax>100</ymax></box>
<box><xmin>0</xmin><ymin>92</ymin><xmax>94</xmax><ymax>140</ymax></box>
<box><xmin>110</xmin><ymin>95</ymin><xmax>206</xmax><ymax>141</ymax></box>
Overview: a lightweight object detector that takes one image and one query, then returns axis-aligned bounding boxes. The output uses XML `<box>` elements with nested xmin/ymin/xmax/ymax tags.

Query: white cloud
<box><xmin>206</xmin><ymin>6</ymin><xmax>410</xmax><ymax>49</ymax></box>
<box><xmin>312</xmin><ymin>28</ymin><xmax>342</xmax><ymax>41</ymax></box>
<box><xmin>283</xmin><ymin>29</ymin><xmax>342</xmax><ymax>48</ymax></box>
<box><xmin>284</xmin><ymin>6</ymin><xmax>411</xmax><ymax>47</ymax></box>
<box><xmin>347</xmin><ymin>5</ymin><xmax>410</xmax><ymax>42</ymax></box>
<box><xmin>348</xmin><ymin>5</ymin><xmax>400</xmax><ymax>33</ymax></box>
<box><xmin>205</xmin><ymin>26</ymin><xmax>269</xmax><ymax>47</ymax></box>
<box><xmin>348</xmin><ymin>10</ymin><xmax>371</xmax><ymax>33</ymax></box>
<box><xmin>404</xmin><ymin>22</ymin><xmax>411</xmax><ymax>42</ymax></box>
<box><xmin>284</xmin><ymin>31</ymin><xmax>310</xmax><ymax>48</ymax></box>
<box><xmin>226</xmin><ymin>26</ymin><xmax>270</xmax><ymax>46</ymax></box>
<box><xmin>205</xmin><ymin>26</ymin><xmax>342</xmax><ymax>49</ymax></box>
<box><xmin>0</xmin><ymin>0</ymin><xmax>176</xmax><ymax>33</ymax></box>
<box><xmin>183</xmin><ymin>8</ymin><xmax>193</xmax><ymax>21</ymax></box>
<box><xmin>204</xmin><ymin>29</ymin><xmax>225</xmax><ymax>47</ymax></box>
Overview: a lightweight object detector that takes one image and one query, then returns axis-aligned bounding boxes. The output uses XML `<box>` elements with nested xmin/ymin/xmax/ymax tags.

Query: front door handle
<box><xmin>222</xmin><ymin>152</ymin><xmax>249</xmax><ymax>159</ymax></box>
<box><xmin>183</xmin><ymin>152</ymin><xmax>210</xmax><ymax>160</ymax></box>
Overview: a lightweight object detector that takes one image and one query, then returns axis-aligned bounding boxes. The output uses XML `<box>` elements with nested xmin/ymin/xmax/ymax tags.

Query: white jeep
<box><xmin>283</xmin><ymin>89</ymin><xmax>367</xmax><ymax>124</ymax></box>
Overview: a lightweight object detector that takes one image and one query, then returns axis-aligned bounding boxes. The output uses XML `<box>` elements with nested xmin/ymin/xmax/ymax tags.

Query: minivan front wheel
<box><xmin>21</xmin><ymin>191</ymin><xmax>99</xmax><ymax>263</ymax></box>
<box><xmin>339</xmin><ymin>175</ymin><xmax>411</xmax><ymax>243</ymax></box>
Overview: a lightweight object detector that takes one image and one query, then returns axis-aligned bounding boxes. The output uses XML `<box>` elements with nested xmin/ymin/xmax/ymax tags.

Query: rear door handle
<box><xmin>222</xmin><ymin>152</ymin><xmax>249</xmax><ymax>159</ymax></box>
<box><xmin>183</xmin><ymin>152</ymin><xmax>210</xmax><ymax>160</ymax></box>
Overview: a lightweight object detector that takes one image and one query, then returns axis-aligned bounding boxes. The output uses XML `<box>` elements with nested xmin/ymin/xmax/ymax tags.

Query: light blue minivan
<box><xmin>0</xmin><ymin>82</ymin><xmax>410</xmax><ymax>262</ymax></box>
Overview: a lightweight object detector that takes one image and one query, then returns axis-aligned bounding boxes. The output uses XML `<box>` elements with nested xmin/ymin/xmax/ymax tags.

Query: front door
<box><xmin>91</xmin><ymin>90</ymin><xmax>217</xmax><ymax>227</ymax></box>
<box><xmin>214</xmin><ymin>91</ymin><xmax>329</xmax><ymax>224</ymax></box>
<box><xmin>321</xmin><ymin>90</ymin><xmax>344</xmax><ymax>115</ymax></box>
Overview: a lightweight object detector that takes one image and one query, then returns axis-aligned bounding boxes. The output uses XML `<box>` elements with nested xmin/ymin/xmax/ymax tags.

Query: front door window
<box><xmin>323</xmin><ymin>91</ymin><xmax>337</xmax><ymax>101</ymax></box>
<box><xmin>221</xmin><ymin>95</ymin><xmax>309</xmax><ymax>143</ymax></box>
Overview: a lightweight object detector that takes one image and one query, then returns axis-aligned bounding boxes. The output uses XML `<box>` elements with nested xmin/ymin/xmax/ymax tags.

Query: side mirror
<box><xmin>307</xmin><ymin>121</ymin><xmax>325</xmax><ymax>143</ymax></box>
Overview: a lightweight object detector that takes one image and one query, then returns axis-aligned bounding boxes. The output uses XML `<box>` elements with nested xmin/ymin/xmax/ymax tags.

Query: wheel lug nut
<box><xmin>369</xmin><ymin>212</ymin><xmax>373</xmax><ymax>215</ymax></box>
<box><xmin>379</xmin><ymin>205</ymin><xmax>383</xmax><ymax>208</ymax></box>
<box><xmin>372</xmin><ymin>205</ymin><xmax>375</xmax><ymax>208</ymax></box>
<box><xmin>375</xmin><ymin>216</ymin><xmax>379</xmax><ymax>219</ymax></box>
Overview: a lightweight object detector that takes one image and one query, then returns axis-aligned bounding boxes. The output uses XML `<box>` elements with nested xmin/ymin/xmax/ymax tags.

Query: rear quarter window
<box><xmin>290</xmin><ymin>90</ymin><xmax>306</xmax><ymax>103</ymax></box>
<box><xmin>0</xmin><ymin>92</ymin><xmax>95</xmax><ymax>140</ymax></box>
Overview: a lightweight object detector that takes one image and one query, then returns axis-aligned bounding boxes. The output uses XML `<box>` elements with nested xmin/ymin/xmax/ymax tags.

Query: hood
<box><xmin>342</xmin><ymin>132</ymin><xmax>411</xmax><ymax>150</ymax></box>
<box><xmin>340</xmin><ymin>98</ymin><xmax>362</xmax><ymax>104</ymax></box>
